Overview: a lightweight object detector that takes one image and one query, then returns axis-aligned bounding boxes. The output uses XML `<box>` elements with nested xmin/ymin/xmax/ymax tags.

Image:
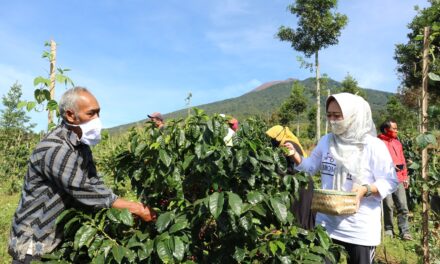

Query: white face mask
<box><xmin>329</xmin><ymin>119</ymin><xmax>348</xmax><ymax>135</ymax></box>
<box><xmin>74</xmin><ymin>118</ymin><xmax>102</xmax><ymax>146</ymax></box>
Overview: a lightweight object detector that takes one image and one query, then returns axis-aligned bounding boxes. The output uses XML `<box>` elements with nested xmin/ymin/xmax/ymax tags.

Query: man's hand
<box><xmin>403</xmin><ymin>180</ymin><xmax>409</xmax><ymax>189</ymax></box>
<box><xmin>112</xmin><ymin>198</ymin><xmax>157</xmax><ymax>222</ymax></box>
<box><xmin>132</xmin><ymin>202</ymin><xmax>157</xmax><ymax>222</ymax></box>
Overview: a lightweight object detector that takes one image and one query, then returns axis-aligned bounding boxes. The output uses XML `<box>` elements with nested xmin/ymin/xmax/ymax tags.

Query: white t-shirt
<box><xmin>296</xmin><ymin>134</ymin><xmax>398</xmax><ymax>246</ymax></box>
<box><xmin>223</xmin><ymin>128</ymin><xmax>235</xmax><ymax>146</ymax></box>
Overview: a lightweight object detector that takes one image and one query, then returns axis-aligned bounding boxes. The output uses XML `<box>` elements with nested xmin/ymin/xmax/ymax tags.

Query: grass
<box><xmin>0</xmin><ymin>190</ymin><xmax>19</xmax><ymax>264</ymax></box>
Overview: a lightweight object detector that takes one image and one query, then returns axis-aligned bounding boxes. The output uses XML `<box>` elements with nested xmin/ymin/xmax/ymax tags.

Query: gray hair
<box><xmin>59</xmin><ymin>86</ymin><xmax>90</xmax><ymax>120</ymax></box>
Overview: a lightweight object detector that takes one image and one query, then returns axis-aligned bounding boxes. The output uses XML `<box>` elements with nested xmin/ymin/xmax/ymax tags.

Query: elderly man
<box><xmin>9</xmin><ymin>87</ymin><xmax>156</xmax><ymax>263</ymax></box>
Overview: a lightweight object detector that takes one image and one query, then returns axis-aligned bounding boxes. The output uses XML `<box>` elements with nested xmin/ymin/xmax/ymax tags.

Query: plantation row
<box><xmin>34</xmin><ymin>111</ymin><xmax>341</xmax><ymax>263</ymax></box>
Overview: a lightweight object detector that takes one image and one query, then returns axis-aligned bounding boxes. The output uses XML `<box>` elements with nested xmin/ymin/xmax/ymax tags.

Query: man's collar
<box><xmin>61</xmin><ymin>122</ymin><xmax>81</xmax><ymax>146</ymax></box>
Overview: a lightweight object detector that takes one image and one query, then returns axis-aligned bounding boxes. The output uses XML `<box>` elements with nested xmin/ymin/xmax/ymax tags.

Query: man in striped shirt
<box><xmin>9</xmin><ymin>87</ymin><xmax>157</xmax><ymax>263</ymax></box>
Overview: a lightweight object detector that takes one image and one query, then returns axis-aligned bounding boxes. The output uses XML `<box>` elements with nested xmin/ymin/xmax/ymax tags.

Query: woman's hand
<box><xmin>351</xmin><ymin>185</ymin><xmax>368</xmax><ymax>212</ymax></box>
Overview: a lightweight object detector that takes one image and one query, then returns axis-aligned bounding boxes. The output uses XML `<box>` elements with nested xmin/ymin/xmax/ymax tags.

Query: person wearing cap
<box><xmin>266</xmin><ymin>125</ymin><xmax>315</xmax><ymax>230</ymax></box>
<box><xmin>9</xmin><ymin>87</ymin><xmax>157</xmax><ymax>263</ymax></box>
<box><xmin>284</xmin><ymin>93</ymin><xmax>398</xmax><ymax>264</ymax></box>
<box><xmin>148</xmin><ymin>112</ymin><xmax>165</xmax><ymax>129</ymax></box>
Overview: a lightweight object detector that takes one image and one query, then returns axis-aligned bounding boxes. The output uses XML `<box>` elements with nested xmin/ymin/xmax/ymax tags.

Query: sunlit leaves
<box><xmin>209</xmin><ymin>191</ymin><xmax>224</xmax><ymax>219</ymax></box>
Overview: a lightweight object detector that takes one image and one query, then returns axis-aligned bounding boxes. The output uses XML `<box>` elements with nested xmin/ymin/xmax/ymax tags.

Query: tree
<box><xmin>0</xmin><ymin>82</ymin><xmax>35</xmax><ymax>131</ymax></box>
<box><xmin>278</xmin><ymin>81</ymin><xmax>308</xmax><ymax>135</ymax></box>
<box><xmin>277</xmin><ymin>0</ymin><xmax>348</xmax><ymax>142</ymax></box>
<box><xmin>394</xmin><ymin>1</ymin><xmax>440</xmax><ymax>107</ymax></box>
<box><xmin>338</xmin><ymin>73</ymin><xmax>367</xmax><ymax>99</ymax></box>
<box><xmin>383</xmin><ymin>95</ymin><xmax>417</xmax><ymax>130</ymax></box>
<box><xmin>0</xmin><ymin>82</ymin><xmax>37</xmax><ymax>193</ymax></box>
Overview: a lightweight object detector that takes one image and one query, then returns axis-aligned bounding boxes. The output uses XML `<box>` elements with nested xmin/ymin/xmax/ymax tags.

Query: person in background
<box><xmin>285</xmin><ymin>93</ymin><xmax>398</xmax><ymax>264</ymax></box>
<box><xmin>221</xmin><ymin>114</ymin><xmax>238</xmax><ymax>146</ymax></box>
<box><xmin>266</xmin><ymin>125</ymin><xmax>315</xmax><ymax>230</ymax></box>
<box><xmin>378</xmin><ymin>120</ymin><xmax>413</xmax><ymax>241</ymax></box>
<box><xmin>9</xmin><ymin>87</ymin><xmax>156</xmax><ymax>264</ymax></box>
<box><xmin>148</xmin><ymin>112</ymin><xmax>165</xmax><ymax>129</ymax></box>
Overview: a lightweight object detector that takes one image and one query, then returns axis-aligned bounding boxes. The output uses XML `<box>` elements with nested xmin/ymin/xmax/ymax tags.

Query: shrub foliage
<box><xmin>43</xmin><ymin>109</ymin><xmax>340</xmax><ymax>263</ymax></box>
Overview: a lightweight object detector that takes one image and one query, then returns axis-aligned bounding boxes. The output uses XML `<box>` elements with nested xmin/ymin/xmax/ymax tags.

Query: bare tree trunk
<box><xmin>421</xmin><ymin>26</ymin><xmax>430</xmax><ymax>264</ymax></box>
<box><xmin>48</xmin><ymin>40</ymin><xmax>57</xmax><ymax>126</ymax></box>
<box><xmin>325</xmin><ymin>88</ymin><xmax>330</xmax><ymax>134</ymax></box>
<box><xmin>315</xmin><ymin>52</ymin><xmax>320</xmax><ymax>142</ymax></box>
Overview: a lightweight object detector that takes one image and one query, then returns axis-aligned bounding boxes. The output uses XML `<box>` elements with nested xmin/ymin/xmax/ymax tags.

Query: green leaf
<box><xmin>88</xmin><ymin>236</ymin><xmax>103</xmax><ymax>258</ymax></box>
<box><xmin>112</xmin><ymin>245</ymin><xmax>125</xmax><ymax>264</ymax></box>
<box><xmin>33</xmin><ymin>76</ymin><xmax>50</xmax><ymax>87</ymax></box>
<box><xmin>246</xmin><ymin>191</ymin><xmax>264</xmax><ymax>205</ymax></box>
<box><xmin>74</xmin><ymin>225</ymin><xmax>97</xmax><ymax>250</ymax></box>
<box><xmin>159</xmin><ymin>149</ymin><xmax>172</xmax><ymax>167</ymax></box>
<box><xmin>119</xmin><ymin>208</ymin><xmax>134</xmax><ymax>226</ymax></box>
<box><xmin>183</xmin><ymin>154</ymin><xmax>195</xmax><ymax>171</ymax></box>
<box><xmin>228</xmin><ymin>192</ymin><xmax>243</xmax><ymax>216</ymax></box>
<box><xmin>156</xmin><ymin>211</ymin><xmax>174</xmax><ymax>232</ymax></box>
<box><xmin>195</xmin><ymin>144</ymin><xmax>202</xmax><ymax>159</ymax></box>
<box><xmin>270</xmin><ymin>197</ymin><xmax>288</xmax><ymax>223</ymax></box>
<box><xmin>17</xmin><ymin>101</ymin><xmax>27</xmax><ymax>109</ymax></box>
<box><xmin>64</xmin><ymin>216</ymin><xmax>80</xmax><ymax>235</ymax></box>
<box><xmin>169</xmin><ymin>219</ymin><xmax>188</xmax><ymax>234</ymax></box>
<box><xmin>275</xmin><ymin>241</ymin><xmax>285</xmax><ymax>253</ymax></box>
<box><xmin>233</xmin><ymin>247</ymin><xmax>246</xmax><ymax>262</ymax></box>
<box><xmin>316</xmin><ymin>226</ymin><xmax>331</xmax><ymax>249</ymax></box>
<box><xmin>93</xmin><ymin>253</ymin><xmax>105</xmax><ymax>264</ymax></box>
<box><xmin>209</xmin><ymin>192</ymin><xmax>225</xmax><ymax>219</ymax></box>
<box><xmin>56</xmin><ymin>209</ymin><xmax>74</xmax><ymax>224</ymax></box>
<box><xmin>107</xmin><ymin>208</ymin><xmax>121</xmax><ymax>223</ymax></box>
<box><xmin>428</xmin><ymin>72</ymin><xmax>440</xmax><ymax>81</ymax></box>
<box><xmin>416</xmin><ymin>133</ymin><xmax>437</xmax><ymax>149</ymax></box>
<box><xmin>239</xmin><ymin>215</ymin><xmax>252</xmax><ymax>231</ymax></box>
<box><xmin>278</xmin><ymin>255</ymin><xmax>292</xmax><ymax>264</ymax></box>
<box><xmin>156</xmin><ymin>240</ymin><xmax>173</xmax><ymax>263</ymax></box>
<box><xmin>26</xmin><ymin>101</ymin><xmax>36</xmax><ymax>112</ymax></box>
<box><xmin>173</xmin><ymin>236</ymin><xmax>185</xmax><ymax>261</ymax></box>
<box><xmin>138</xmin><ymin>239</ymin><xmax>154</xmax><ymax>260</ymax></box>
<box><xmin>269</xmin><ymin>241</ymin><xmax>278</xmax><ymax>255</ymax></box>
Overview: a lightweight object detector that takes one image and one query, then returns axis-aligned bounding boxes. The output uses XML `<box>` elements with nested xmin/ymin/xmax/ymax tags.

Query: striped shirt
<box><xmin>8</xmin><ymin>123</ymin><xmax>117</xmax><ymax>260</ymax></box>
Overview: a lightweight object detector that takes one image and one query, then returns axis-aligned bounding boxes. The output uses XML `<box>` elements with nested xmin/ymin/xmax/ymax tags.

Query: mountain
<box><xmin>108</xmin><ymin>77</ymin><xmax>393</xmax><ymax>135</ymax></box>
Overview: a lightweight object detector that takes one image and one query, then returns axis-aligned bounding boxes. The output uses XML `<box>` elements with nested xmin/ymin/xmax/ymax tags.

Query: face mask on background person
<box><xmin>73</xmin><ymin>117</ymin><xmax>103</xmax><ymax>146</ymax></box>
<box><xmin>386</xmin><ymin>129</ymin><xmax>398</xmax><ymax>139</ymax></box>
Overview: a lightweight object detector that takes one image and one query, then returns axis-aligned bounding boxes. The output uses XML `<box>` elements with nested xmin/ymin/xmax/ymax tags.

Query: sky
<box><xmin>0</xmin><ymin>0</ymin><xmax>430</xmax><ymax>132</ymax></box>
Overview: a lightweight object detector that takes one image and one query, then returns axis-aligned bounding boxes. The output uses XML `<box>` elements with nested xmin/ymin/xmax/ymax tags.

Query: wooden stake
<box><xmin>421</xmin><ymin>26</ymin><xmax>430</xmax><ymax>264</ymax></box>
<box><xmin>48</xmin><ymin>40</ymin><xmax>57</xmax><ymax>126</ymax></box>
<box><xmin>315</xmin><ymin>51</ymin><xmax>320</xmax><ymax>142</ymax></box>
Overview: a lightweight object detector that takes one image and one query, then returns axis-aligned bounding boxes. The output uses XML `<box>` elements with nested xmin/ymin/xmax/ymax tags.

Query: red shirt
<box><xmin>378</xmin><ymin>134</ymin><xmax>408</xmax><ymax>182</ymax></box>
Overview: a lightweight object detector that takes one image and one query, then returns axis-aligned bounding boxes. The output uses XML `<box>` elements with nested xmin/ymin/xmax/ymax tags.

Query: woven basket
<box><xmin>311</xmin><ymin>189</ymin><xmax>357</xmax><ymax>215</ymax></box>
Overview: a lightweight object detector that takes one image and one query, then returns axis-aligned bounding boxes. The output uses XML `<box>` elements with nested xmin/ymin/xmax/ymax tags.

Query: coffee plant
<box><xmin>41</xmin><ymin>109</ymin><xmax>340</xmax><ymax>263</ymax></box>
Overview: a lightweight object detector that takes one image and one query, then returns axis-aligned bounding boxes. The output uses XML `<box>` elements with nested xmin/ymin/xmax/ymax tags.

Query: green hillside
<box><xmin>108</xmin><ymin>78</ymin><xmax>393</xmax><ymax>135</ymax></box>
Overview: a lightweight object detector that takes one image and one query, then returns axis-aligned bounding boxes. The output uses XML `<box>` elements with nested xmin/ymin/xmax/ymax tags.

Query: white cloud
<box><xmin>205</xmin><ymin>25</ymin><xmax>279</xmax><ymax>55</ymax></box>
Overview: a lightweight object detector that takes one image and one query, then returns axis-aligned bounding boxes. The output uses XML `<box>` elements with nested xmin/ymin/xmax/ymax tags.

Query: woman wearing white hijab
<box><xmin>285</xmin><ymin>93</ymin><xmax>398</xmax><ymax>264</ymax></box>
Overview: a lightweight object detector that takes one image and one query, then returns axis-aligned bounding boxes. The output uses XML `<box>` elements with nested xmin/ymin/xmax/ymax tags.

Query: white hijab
<box><xmin>327</xmin><ymin>93</ymin><xmax>377</xmax><ymax>190</ymax></box>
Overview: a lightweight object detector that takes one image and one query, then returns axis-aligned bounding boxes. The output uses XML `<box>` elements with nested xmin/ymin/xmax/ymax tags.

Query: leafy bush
<box><xmin>0</xmin><ymin>128</ymin><xmax>39</xmax><ymax>194</ymax></box>
<box><xmin>43</xmin><ymin>109</ymin><xmax>340</xmax><ymax>263</ymax></box>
